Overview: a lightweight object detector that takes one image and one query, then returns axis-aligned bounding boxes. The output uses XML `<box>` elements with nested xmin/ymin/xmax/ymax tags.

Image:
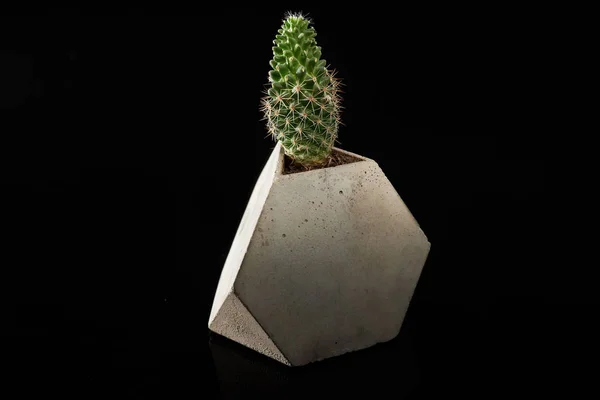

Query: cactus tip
<box><xmin>284</xmin><ymin>10</ymin><xmax>311</xmax><ymax>23</ymax></box>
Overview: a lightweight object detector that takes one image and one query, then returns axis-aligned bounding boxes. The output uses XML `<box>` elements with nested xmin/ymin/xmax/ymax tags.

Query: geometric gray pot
<box><xmin>208</xmin><ymin>141</ymin><xmax>431</xmax><ymax>367</ymax></box>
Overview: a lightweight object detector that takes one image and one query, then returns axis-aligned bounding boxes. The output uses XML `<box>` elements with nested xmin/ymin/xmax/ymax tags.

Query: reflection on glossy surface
<box><xmin>208</xmin><ymin>325</ymin><xmax>420</xmax><ymax>399</ymax></box>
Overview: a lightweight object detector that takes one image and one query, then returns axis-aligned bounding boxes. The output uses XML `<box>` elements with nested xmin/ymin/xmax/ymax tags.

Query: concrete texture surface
<box><xmin>209</xmin><ymin>142</ymin><xmax>431</xmax><ymax>366</ymax></box>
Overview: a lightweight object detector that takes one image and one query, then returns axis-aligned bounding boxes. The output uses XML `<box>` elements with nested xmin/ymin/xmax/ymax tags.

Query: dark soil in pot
<box><xmin>283</xmin><ymin>148</ymin><xmax>362</xmax><ymax>175</ymax></box>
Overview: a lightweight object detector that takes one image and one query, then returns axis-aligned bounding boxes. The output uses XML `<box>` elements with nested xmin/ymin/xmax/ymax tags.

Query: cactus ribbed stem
<box><xmin>261</xmin><ymin>13</ymin><xmax>342</xmax><ymax>167</ymax></box>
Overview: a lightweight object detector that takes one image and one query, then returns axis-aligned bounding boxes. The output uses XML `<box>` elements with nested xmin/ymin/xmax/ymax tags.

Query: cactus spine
<box><xmin>261</xmin><ymin>13</ymin><xmax>342</xmax><ymax>168</ymax></box>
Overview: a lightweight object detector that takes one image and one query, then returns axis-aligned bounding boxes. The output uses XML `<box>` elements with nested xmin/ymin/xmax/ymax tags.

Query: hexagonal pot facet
<box><xmin>208</xmin><ymin>142</ymin><xmax>430</xmax><ymax>367</ymax></box>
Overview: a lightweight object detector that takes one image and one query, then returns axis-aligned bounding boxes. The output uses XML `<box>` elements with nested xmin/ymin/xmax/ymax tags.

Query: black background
<box><xmin>0</xmin><ymin>6</ymin><xmax>586</xmax><ymax>398</ymax></box>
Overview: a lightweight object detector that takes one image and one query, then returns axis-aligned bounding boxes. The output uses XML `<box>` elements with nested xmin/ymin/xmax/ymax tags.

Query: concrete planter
<box><xmin>209</xmin><ymin>142</ymin><xmax>430</xmax><ymax>367</ymax></box>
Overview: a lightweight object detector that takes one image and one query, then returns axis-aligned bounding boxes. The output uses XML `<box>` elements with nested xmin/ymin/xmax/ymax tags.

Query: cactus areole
<box><xmin>261</xmin><ymin>13</ymin><xmax>342</xmax><ymax>169</ymax></box>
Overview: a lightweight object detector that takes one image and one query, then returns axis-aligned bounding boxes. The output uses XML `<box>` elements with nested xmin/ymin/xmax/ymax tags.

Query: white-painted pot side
<box><xmin>209</xmin><ymin>142</ymin><xmax>431</xmax><ymax>367</ymax></box>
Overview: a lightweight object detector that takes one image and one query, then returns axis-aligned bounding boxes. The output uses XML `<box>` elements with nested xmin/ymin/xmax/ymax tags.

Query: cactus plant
<box><xmin>210</xmin><ymin>12</ymin><xmax>432</xmax><ymax>365</ymax></box>
<box><xmin>261</xmin><ymin>12</ymin><xmax>342</xmax><ymax>168</ymax></box>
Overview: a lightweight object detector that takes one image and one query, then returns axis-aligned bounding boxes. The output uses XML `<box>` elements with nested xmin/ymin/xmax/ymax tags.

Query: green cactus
<box><xmin>261</xmin><ymin>12</ymin><xmax>342</xmax><ymax>168</ymax></box>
